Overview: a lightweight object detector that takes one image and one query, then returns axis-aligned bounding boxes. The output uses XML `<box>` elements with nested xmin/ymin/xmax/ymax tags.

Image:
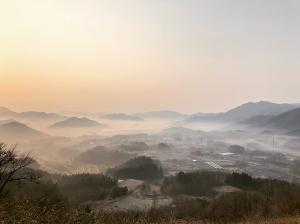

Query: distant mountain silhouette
<box><xmin>222</xmin><ymin>101</ymin><xmax>297</xmax><ymax>121</ymax></box>
<box><xmin>103</xmin><ymin>113</ymin><xmax>143</xmax><ymax>121</ymax></box>
<box><xmin>0</xmin><ymin>107</ymin><xmax>17</xmax><ymax>117</ymax></box>
<box><xmin>0</xmin><ymin>121</ymin><xmax>47</xmax><ymax>141</ymax></box>
<box><xmin>49</xmin><ymin>117</ymin><xmax>102</xmax><ymax>128</ymax></box>
<box><xmin>18</xmin><ymin>111</ymin><xmax>66</xmax><ymax>120</ymax></box>
<box><xmin>185</xmin><ymin>101</ymin><xmax>298</xmax><ymax>123</ymax></box>
<box><xmin>136</xmin><ymin>110</ymin><xmax>187</xmax><ymax>120</ymax></box>
<box><xmin>237</xmin><ymin>107</ymin><xmax>300</xmax><ymax>135</ymax></box>
<box><xmin>238</xmin><ymin>115</ymin><xmax>274</xmax><ymax>127</ymax></box>
<box><xmin>264</xmin><ymin>108</ymin><xmax>300</xmax><ymax>131</ymax></box>
<box><xmin>0</xmin><ymin>106</ymin><xmax>66</xmax><ymax>123</ymax></box>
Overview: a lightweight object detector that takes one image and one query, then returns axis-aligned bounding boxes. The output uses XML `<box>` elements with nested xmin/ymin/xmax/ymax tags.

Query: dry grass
<box><xmin>164</xmin><ymin>217</ymin><xmax>300</xmax><ymax>224</ymax></box>
<box><xmin>242</xmin><ymin>217</ymin><xmax>300</xmax><ymax>224</ymax></box>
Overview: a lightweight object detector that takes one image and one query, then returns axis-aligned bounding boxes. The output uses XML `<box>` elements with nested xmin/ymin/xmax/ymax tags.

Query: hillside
<box><xmin>185</xmin><ymin>101</ymin><xmax>298</xmax><ymax>123</ymax></box>
<box><xmin>75</xmin><ymin>146</ymin><xmax>134</xmax><ymax>166</ymax></box>
<box><xmin>0</xmin><ymin>106</ymin><xmax>66</xmax><ymax>121</ymax></box>
<box><xmin>136</xmin><ymin>110</ymin><xmax>187</xmax><ymax>120</ymax></box>
<box><xmin>0</xmin><ymin>121</ymin><xmax>47</xmax><ymax>141</ymax></box>
<box><xmin>222</xmin><ymin>101</ymin><xmax>297</xmax><ymax>121</ymax></box>
<box><xmin>264</xmin><ymin>108</ymin><xmax>300</xmax><ymax>131</ymax></box>
<box><xmin>238</xmin><ymin>115</ymin><xmax>274</xmax><ymax>127</ymax></box>
<box><xmin>0</xmin><ymin>107</ymin><xmax>17</xmax><ymax>117</ymax></box>
<box><xmin>18</xmin><ymin>111</ymin><xmax>65</xmax><ymax>121</ymax></box>
<box><xmin>103</xmin><ymin>113</ymin><xmax>143</xmax><ymax>121</ymax></box>
<box><xmin>49</xmin><ymin>117</ymin><xmax>102</xmax><ymax>128</ymax></box>
<box><xmin>107</xmin><ymin>156</ymin><xmax>163</xmax><ymax>180</ymax></box>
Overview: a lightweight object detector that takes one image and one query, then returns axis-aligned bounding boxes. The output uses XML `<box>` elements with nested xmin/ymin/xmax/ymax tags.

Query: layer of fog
<box><xmin>1</xmin><ymin>111</ymin><xmax>300</xmax><ymax>183</ymax></box>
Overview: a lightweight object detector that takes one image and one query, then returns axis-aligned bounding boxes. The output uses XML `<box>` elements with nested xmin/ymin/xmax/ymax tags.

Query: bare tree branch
<box><xmin>0</xmin><ymin>143</ymin><xmax>39</xmax><ymax>195</ymax></box>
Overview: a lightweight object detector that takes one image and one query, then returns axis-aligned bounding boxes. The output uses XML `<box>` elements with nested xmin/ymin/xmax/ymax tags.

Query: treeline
<box><xmin>0</xmin><ymin>171</ymin><xmax>128</xmax><ymax>219</ymax></box>
<box><xmin>1</xmin><ymin>172</ymin><xmax>129</xmax><ymax>223</ymax></box>
<box><xmin>161</xmin><ymin>171</ymin><xmax>300</xmax><ymax>222</ymax></box>
<box><xmin>54</xmin><ymin>173</ymin><xmax>128</xmax><ymax>203</ymax></box>
<box><xmin>107</xmin><ymin>156</ymin><xmax>163</xmax><ymax>180</ymax></box>
<box><xmin>162</xmin><ymin>171</ymin><xmax>226</xmax><ymax>196</ymax></box>
<box><xmin>169</xmin><ymin>181</ymin><xmax>300</xmax><ymax>222</ymax></box>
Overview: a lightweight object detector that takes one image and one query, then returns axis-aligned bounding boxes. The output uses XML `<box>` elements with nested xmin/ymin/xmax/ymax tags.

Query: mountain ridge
<box><xmin>49</xmin><ymin>117</ymin><xmax>103</xmax><ymax>128</ymax></box>
<box><xmin>185</xmin><ymin>101</ymin><xmax>299</xmax><ymax>123</ymax></box>
<box><xmin>103</xmin><ymin>113</ymin><xmax>143</xmax><ymax>121</ymax></box>
<box><xmin>0</xmin><ymin>120</ymin><xmax>47</xmax><ymax>141</ymax></box>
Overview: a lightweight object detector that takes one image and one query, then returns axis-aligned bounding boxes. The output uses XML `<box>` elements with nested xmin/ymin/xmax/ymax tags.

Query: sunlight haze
<box><xmin>1</xmin><ymin>0</ymin><xmax>300</xmax><ymax>113</ymax></box>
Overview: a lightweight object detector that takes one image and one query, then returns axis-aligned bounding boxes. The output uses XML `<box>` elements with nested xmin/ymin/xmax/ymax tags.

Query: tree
<box><xmin>225</xmin><ymin>172</ymin><xmax>257</xmax><ymax>190</ymax></box>
<box><xmin>0</xmin><ymin>143</ymin><xmax>38</xmax><ymax>195</ymax></box>
<box><xmin>110</xmin><ymin>186</ymin><xmax>128</xmax><ymax>198</ymax></box>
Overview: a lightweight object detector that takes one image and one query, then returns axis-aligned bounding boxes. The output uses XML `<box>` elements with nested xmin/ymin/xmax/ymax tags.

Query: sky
<box><xmin>0</xmin><ymin>0</ymin><xmax>300</xmax><ymax>113</ymax></box>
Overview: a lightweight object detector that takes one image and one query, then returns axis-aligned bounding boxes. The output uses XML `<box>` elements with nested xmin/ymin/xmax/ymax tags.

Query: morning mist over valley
<box><xmin>1</xmin><ymin>1</ymin><xmax>300</xmax><ymax>223</ymax></box>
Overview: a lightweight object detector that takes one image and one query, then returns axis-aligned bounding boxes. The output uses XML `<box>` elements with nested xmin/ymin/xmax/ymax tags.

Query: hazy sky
<box><xmin>1</xmin><ymin>0</ymin><xmax>300</xmax><ymax>113</ymax></box>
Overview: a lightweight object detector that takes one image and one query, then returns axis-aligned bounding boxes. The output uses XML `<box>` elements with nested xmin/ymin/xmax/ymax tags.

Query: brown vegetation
<box><xmin>0</xmin><ymin>143</ymin><xmax>300</xmax><ymax>223</ymax></box>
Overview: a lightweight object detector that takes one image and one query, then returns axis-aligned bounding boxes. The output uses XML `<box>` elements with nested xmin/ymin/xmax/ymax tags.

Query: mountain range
<box><xmin>18</xmin><ymin>111</ymin><xmax>66</xmax><ymax>120</ymax></box>
<box><xmin>1</xmin><ymin>101</ymin><xmax>300</xmax><ymax>136</ymax></box>
<box><xmin>264</xmin><ymin>108</ymin><xmax>300</xmax><ymax>130</ymax></box>
<box><xmin>0</xmin><ymin>107</ymin><xmax>66</xmax><ymax>121</ymax></box>
<box><xmin>185</xmin><ymin>101</ymin><xmax>299</xmax><ymax>123</ymax></box>
<box><xmin>234</xmin><ymin>107</ymin><xmax>300</xmax><ymax>136</ymax></box>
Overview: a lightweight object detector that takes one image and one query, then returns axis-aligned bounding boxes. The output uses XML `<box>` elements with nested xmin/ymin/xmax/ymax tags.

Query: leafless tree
<box><xmin>0</xmin><ymin>143</ymin><xmax>39</xmax><ymax>195</ymax></box>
